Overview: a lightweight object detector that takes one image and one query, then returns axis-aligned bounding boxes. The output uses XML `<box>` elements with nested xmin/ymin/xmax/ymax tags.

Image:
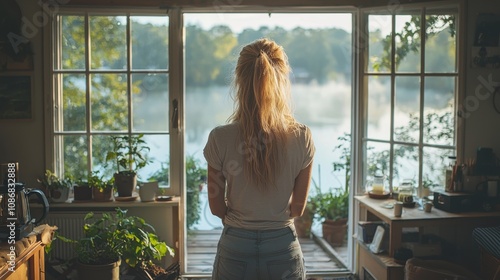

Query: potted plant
<box><xmin>88</xmin><ymin>172</ymin><xmax>114</xmax><ymax>202</ymax></box>
<box><xmin>106</xmin><ymin>134</ymin><xmax>150</xmax><ymax>197</ymax></box>
<box><xmin>293</xmin><ymin>198</ymin><xmax>316</xmax><ymax>238</ymax></box>
<box><xmin>37</xmin><ymin>170</ymin><xmax>72</xmax><ymax>203</ymax></box>
<box><xmin>73</xmin><ymin>178</ymin><xmax>93</xmax><ymax>201</ymax></box>
<box><xmin>58</xmin><ymin>208</ymin><xmax>175</xmax><ymax>280</ymax></box>
<box><xmin>312</xmin><ymin>186</ymin><xmax>349</xmax><ymax>246</ymax></box>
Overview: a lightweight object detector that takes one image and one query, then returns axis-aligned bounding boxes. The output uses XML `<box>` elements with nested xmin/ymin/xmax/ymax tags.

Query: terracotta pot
<box><xmin>92</xmin><ymin>187</ymin><xmax>113</xmax><ymax>202</ymax></box>
<box><xmin>77</xmin><ymin>259</ymin><xmax>121</xmax><ymax>280</ymax></box>
<box><xmin>322</xmin><ymin>218</ymin><xmax>348</xmax><ymax>246</ymax></box>
<box><xmin>294</xmin><ymin>208</ymin><xmax>314</xmax><ymax>238</ymax></box>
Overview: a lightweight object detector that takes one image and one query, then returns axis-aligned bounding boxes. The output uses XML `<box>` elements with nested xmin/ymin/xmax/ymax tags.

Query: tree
<box><xmin>372</xmin><ymin>15</ymin><xmax>455</xmax><ymax>71</ymax></box>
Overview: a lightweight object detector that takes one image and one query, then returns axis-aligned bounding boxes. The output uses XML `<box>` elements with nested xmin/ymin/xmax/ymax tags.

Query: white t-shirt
<box><xmin>203</xmin><ymin>122</ymin><xmax>315</xmax><ymax>230</ymax></box>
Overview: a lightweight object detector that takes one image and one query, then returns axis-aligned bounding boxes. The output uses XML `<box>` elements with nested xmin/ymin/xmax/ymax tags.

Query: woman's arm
<box><xmin>207</xmin><ymin>165</ymin><xmax>227</xmax><ymax>220</ymax></box>
<box><xmin>289</xmin><ymin>161</ymin><xmax>314</xmax><ymax>218</ymax></box>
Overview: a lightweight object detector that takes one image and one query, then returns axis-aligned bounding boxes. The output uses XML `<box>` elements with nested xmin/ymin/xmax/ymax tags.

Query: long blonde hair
<box><xmin>229</xmin><ymin>38</ymin><xmax>298</xmax><ymax>189</ymax></box>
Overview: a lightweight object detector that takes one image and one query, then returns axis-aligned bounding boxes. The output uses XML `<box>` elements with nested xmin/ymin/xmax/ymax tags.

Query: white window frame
<box><xmin>354</xmin><ymin>1</ymin><xmax>465</xmax><ymax>197</ymax></box>
<box><xmin>44</xmin><ymin>8</ymin><xmax>183</xmax><ymax>197</ymax></box>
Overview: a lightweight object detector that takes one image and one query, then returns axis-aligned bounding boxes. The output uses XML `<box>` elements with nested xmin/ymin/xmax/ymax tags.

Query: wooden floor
<box><xmin>186</xmin><ymin>230</ymin><xmax>350</xmax><ymax>278</ymax></box>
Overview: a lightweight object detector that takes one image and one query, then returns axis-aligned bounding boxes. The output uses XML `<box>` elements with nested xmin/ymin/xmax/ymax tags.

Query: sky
<box><xmin>184</xmin><ymin>13</ymin><xmax>353</xmax><ymax>33</ymax></box>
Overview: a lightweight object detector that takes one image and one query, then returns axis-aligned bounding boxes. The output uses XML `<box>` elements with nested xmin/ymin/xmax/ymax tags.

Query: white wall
<box><xmin>1</xmin><ymin>0</ymin><xmax>500</xmax><ymax>185</ymax></box>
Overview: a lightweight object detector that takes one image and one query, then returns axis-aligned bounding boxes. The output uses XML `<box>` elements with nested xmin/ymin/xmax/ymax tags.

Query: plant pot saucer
<box><xmin>156</xmin><ymin>195</ymin><xmax>172</xmax><ymax>202</ymax></box>
<box><xmin>94</xmin><ymin>198</ymin><xmax>114</xmax><ymax>202</ymax></box>
<box><xmin>114</xmin><ymin>194</ymin><xmax>138</xmax><ymax>202</ymax></box>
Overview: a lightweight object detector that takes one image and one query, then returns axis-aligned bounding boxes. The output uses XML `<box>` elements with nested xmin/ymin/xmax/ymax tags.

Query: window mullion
<box><xmin>126</xmin><ymin>14</ymin><xmax>133</xmax><ymax>137</ymax></box>
<box><xmin>85</xmin><ymin>12</ymin><xmax>92</xmax><ymax>173</ymax></box>
<box><xmin>418</xmin><ymin>8</ymin><xmax>426</xmax><ymax>196</ymax></box>
<box><xmin>389</xmin><ymin>14</ymin><xmax>396</xmax><ymax>191</ymax></box>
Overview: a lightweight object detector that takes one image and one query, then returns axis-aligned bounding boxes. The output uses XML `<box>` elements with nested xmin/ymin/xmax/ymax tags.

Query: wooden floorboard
<box><xmin>186</xmin><ymin>229</ymin><xmax>349</xmax><ymax>276</ymax></box>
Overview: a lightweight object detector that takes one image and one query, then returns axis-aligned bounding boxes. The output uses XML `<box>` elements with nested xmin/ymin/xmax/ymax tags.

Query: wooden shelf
<box><xmin>357</xmin><ymin>241</ymin><xmax>404</xmax><ymax>280</ymax></box>
<box><xmin>355</xmin><ymin>195</ymin><xmax>500</xmax><ymax>279</ymax></box>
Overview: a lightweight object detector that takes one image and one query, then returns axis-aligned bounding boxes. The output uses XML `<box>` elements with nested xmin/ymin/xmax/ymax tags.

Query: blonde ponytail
<box><xmin>229</xmin><ymin>38</ymin><xmax>298</xmax><ymax>189</ymax></box>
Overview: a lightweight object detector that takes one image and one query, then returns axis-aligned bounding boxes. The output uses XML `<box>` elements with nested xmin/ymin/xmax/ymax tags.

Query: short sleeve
<box><xmin>301</xmin><ymin>126</ymin><xmax>315</xmax><ymax>169</ymax></box>
<box><xmin>203</xmin><ymin>129</ymin><xmax>223</xmax><ymax>170</ymax></box>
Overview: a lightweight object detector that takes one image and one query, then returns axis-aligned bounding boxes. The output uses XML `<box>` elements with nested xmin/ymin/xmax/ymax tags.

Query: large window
<box><xmin>51</xmin><ymin>12</ymin><xmax>170</xmax><ymax>183</ymax></box>
<box><xmin>359</xmin><ymin>5</ymin><xmax>460</xmax><ymax>196</ymax></box>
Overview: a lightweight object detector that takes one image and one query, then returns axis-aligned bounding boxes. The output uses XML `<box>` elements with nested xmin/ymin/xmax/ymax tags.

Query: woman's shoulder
<box><xmin>292</xmin><ymin>122</ymin><xmax>312</xmax><ymax>136</ymax></box>
<box><xmin>210</xmin><ymin>123</ymin><xmax>239</xmax><ymax>135</ymax></box>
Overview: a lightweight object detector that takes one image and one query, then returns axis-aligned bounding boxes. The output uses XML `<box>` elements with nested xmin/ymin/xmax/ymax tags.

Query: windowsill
<box><xmin>31</xmin><ymin>196</ymin><xmax>179</xmax><ymax>210</ymax></box>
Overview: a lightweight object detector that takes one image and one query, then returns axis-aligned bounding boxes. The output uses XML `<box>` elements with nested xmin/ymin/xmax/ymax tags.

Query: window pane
<box><xmin>425</xmin><ymin>14</ymin><xmax>456</xmax><ymax>73</ymax></box>
<box><xmin>91</xmin><ymin>135</ymin><xmax>116</xmax><ymax>176</ymax></box>
<box><xmin>132</xmin><ymin>74</ymin><xmax>169</xmax><ymax>132</ymax></box>
<box><xmin>141</xmin><ymin>134</ymin><xmax>170</xmax><ymax>185</ymax></box>
<box><xmin>394</xmin><ymin>76</ymin><xmax>420</xmax><ymax>143</ymax></box>
<box><xmin>91</xmin><ymin>74</ymin><xmax>128</xmax><ymax>131</ymax></box>
<box><xmin>395</xmin><ymin>14</ymin><xmax>421</xmax><ymax>73</ymax></box>
<box><xmin>90</xmin><ymin>16</ymin><xmax>126</xmax><ymax>70</ymax></box>
<box><xmin>366</xmin><ymin>141</ymin><xmax>391</xmax><ymax>179</ymax></box>
<box><xmin>60</xmin><ymin>15</ymin><xmax>85</xmax><ymax>70</ymax></box>
<box><xmin>423</xmin><ymin>146</ymin><xmax>454</xmax><ymax>192</ymax></box>
<box><xmin>423</xmin><ymin>77</ymin><xmax>455</xmax><ymax>146</ymax></box>
<box><xmin>61</xmin><ymin>135</ymin><xmax>88</xmax><ymax>180</ymax></box>
<box><xmin>367</xmin><ymin>76</ymin><xmax>391</xmax><ymax>140</ymax></box>
<box><xmin>59</xmin><ymin>74</ymin><xmax>86</xmax><ymax>131</ymax></box>
<box><xmin>131</xmin><ymin>16</ymin><xmax>169</xmax><ymax>70</ymax></box>
<box><xmin>393</xmin><ymin>143</ymin><xmax>419</xmax><ymax>186</ymax></box>
<box><xmin>367</xmin><ymin>15</ymin><xmax>392</xmax><ymax>73</ymax></box>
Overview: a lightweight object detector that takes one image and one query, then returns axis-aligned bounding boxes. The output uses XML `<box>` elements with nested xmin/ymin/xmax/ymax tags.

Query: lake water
<box><xmin>185</xmin><ymin>81</ymin><xmax>352</xmax><ymax>230</ymax></box>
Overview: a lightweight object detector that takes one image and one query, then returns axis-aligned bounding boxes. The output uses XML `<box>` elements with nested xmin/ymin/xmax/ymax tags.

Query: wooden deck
<box><xmin>186</xmin><ymin>230</ymin><xmax>350</xmax><ymax>278</ymax></box>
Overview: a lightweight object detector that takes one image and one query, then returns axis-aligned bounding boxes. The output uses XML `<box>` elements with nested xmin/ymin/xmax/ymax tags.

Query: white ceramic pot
<box><xmin>139</xmin><ymin>181</ymin><xmax>159</xmax><ymax>202</ymax></box>
<box><xmin>50</xmin><ymin>187</ymin><xmax>70</xmax><ymax>203</ymax></box>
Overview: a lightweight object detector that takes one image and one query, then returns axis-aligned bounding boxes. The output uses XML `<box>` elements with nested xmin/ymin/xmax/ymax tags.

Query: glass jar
<box><xmin>399</xmin><ymin>180</ymin><xmax>414</xmax><ymax>196</ymax></box>
<box><xmin>371</xmin><ymin>175</ymin><xmax>385</xmax><ymax>194</ymax></box>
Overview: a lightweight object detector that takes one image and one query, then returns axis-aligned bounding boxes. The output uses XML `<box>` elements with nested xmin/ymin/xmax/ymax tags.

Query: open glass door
<box><xmin>183</xmin><ymin>11</ymin><xmax>354</xmax><ymax>277</ymax></box>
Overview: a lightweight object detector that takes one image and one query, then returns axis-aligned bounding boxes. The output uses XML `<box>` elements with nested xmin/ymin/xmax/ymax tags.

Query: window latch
<box><xmin>172</xmin><ymin>99</ymin><xmax>179</xmax><ymax>130</ymax></box>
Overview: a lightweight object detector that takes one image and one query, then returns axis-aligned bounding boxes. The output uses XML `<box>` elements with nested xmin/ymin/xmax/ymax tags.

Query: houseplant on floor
<box><xmin>37</xmin><ymin>169</ymin><xmax>72</xmax><ymax>203</ymax></box>
<box><xmin>313</xmin><ymin>186</ymin><xmax>349</xmax><ymax>246</ymax></box>
<box><xmin>58</xmin><ymin>208</ymin><xmax>176</xmax><ymax>280</ymax></box>
<box><xmin>293</xmin><ymin>198</ymin><xmax>316</xmax><ymax>238</ymax></box>
<box><xmin>106</xmin><ymin>134</ymin><xmax>150</xmax><ymax>197</ymax></box>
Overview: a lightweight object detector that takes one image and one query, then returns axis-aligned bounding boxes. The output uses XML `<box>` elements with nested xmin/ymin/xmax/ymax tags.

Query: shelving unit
<box><xmin>355</xmin><ymin>195</ymin><xmax>500</xmax><ymax>280</ymax></box>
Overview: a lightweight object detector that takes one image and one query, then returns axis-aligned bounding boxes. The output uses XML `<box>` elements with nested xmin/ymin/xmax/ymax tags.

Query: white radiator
<box><xmin>44</xmin><ymin>212</ymin><xmax>108</xmax><ymax>261</ymax></box>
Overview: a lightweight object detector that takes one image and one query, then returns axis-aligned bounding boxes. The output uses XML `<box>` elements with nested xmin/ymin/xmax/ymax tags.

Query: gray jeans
<box><xmin>212</xmin><ymin>224</ymin><xmax>305</xmax><ymax>280</ymax></box>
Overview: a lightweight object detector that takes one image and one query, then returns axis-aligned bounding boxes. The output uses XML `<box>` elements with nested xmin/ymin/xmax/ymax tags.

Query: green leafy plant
<box><xmin>310</xmin><ymin>133</ymin><xmax>351</xmax><ymax>222</ymax></box>
<box><xmin>59</xmin><ymin>208</ymin><xmax>174</xmax><ymax>269</ymax></box>
<box><xmin>37</xmin><ymin>170</ymin><xmax>72</xmax><ymax>190</ymax></box>
<box><xmin>311</xmin><ymin>185</ymin><xmax>349</xmax><ymax>222</ymax></box>
<box><xmin>88</xmin><ymin>171</ymin><xmax>114</xmax><ymax>192</ymax></box>
<box><xmin>186</xmin><ymin>155</ymin><xmax>206</xmax><ymax>229</ymax></box>
<box><xmin>106</xmin><ymin>134</ymin><xmax>150</xmax><ymax>176</ymax></box>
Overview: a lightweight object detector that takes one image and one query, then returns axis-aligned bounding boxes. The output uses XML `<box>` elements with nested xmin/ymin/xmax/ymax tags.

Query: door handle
<box><xmin>172</xmin><ymin>99</ymin><xmax>179</xmax><ymax>129</ymax></box>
